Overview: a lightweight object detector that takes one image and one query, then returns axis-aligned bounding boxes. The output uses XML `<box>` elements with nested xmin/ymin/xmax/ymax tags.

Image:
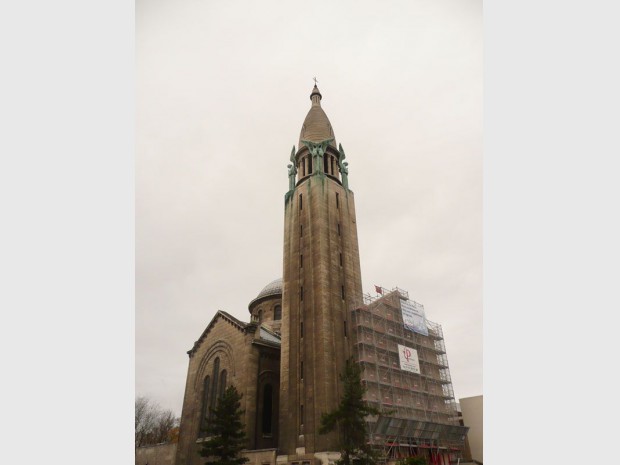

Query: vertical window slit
<box><xmin>219</xmin><ymin>370</ymin><xmax>227</xmax><ymax>398</ymax></box>
<box><xmin>201</xmin><ymin>376</ymin><xmax>211</xmax><ymax>432</ymax></box>
<box><xmin>262</xmin><ymin>384</ymin><xmax>273</xmax><ymax>435</ymax></box>
<box><xmin>209</xmin><ymin>358</ymin><xmax>220</xmax><ymax>414</ymax></box>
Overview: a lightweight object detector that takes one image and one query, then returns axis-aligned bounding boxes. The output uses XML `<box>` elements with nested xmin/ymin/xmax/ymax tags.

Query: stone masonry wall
<box><xmin>176</xmin><ymin>315</ymin><xmax>259</xmax><ymax>465</ymax></box>
<box><xmin>136</xmin><ymin>443</ymin><xmax>177</xmax><ymax>465</ymax></box>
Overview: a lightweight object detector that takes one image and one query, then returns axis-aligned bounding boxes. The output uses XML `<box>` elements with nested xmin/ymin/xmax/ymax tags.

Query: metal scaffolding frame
<box><xmin>352</xmin><ymin>287</ymin><xmax>468</xmax><ymax>462</ymax></box>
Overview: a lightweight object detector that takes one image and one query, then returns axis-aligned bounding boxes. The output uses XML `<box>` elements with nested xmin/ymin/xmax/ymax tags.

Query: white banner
<box><xmin>400</xmin><ymin>299</ymin><xmax>428</xmax><ymax>336</ymax></box>
<box><xmin>398</xmin><ymin>344</ymin><xmax>421</xmax><ymax>374</ymax></box>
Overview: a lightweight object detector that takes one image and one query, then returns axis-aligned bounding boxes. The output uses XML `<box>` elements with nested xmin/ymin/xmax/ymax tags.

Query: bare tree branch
<box><xmin>135</xmin><ymin>397</ymin><xmax>180</xmax><ymax>448</ymax></box>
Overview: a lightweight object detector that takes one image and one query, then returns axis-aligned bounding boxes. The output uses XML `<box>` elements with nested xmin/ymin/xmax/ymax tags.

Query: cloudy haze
<box><xmin>136</xmin><ymin>0</ymin><xmax>482</xmax><ymax>416</ymax></box>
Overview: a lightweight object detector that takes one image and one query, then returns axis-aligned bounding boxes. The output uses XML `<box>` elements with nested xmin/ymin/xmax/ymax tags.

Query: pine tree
<box><xmin>200</xmin><ymin>385</ymin><xmax>249</xmax><ymax>465</ymax></box>
<box><xmin>319</xmin><ymin>360</ymin><xmax>382</xmax><ymax>465</ymax></box>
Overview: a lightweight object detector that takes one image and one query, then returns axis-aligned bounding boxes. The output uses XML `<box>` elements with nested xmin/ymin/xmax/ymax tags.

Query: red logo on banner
<box><xmin>403</xmin><ymin>347</ymin><xmax>411</xmax><ymax>362</ymax></box>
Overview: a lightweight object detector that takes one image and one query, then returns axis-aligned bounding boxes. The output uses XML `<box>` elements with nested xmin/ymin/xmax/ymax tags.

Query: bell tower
<box><xmin>279</xmin><ymin>85</ymin><xmax>364</xmax><ymax>458</ymax></box>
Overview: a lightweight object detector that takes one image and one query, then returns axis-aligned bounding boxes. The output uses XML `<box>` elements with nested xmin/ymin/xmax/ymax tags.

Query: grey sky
<box><xmin>136</xmin><ymin>0</ymin><xmax>482</xmax><ymax>416</ymax></box>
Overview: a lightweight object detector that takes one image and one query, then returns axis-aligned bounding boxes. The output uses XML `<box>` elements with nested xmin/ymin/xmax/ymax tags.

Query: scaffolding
<box><xmin>353</xmin><ymin>287</ymin><xmax>468</xmax><ymax>463</ymax></box>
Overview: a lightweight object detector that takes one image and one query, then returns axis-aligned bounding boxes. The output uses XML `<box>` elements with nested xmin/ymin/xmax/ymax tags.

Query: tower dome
<box><xmin>298</xmin><ymin>84</ymin><xmax>337</xmax><ymax>149</ymax></box>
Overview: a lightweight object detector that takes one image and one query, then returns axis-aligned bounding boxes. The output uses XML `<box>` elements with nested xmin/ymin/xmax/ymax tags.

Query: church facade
<box><xmin>175</xmin><ymin>85</ymin><xmax>467</xmax><ymax>465</ymax></box>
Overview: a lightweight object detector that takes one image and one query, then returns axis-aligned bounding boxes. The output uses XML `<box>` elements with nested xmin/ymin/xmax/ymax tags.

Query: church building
<box><xmin>175</xmin><ymin>85</ymin><xmax>468</xmax><ymax>465</ymax></box>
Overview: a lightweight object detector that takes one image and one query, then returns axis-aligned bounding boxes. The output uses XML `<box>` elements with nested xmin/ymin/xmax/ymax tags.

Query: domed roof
<box><xmin>298</xmin><ymin>85</ymin><xmax>337</xmax><ymax>149</ymax></box>
<box><xmin>256</xmin><ymin>278</ymin><xmax>282</xmax><ymax>299</ymax></box>
<box><xmin>248</xmin><ymin>278</ymin><xmax>282</xmax><ymax>310</ymax></box>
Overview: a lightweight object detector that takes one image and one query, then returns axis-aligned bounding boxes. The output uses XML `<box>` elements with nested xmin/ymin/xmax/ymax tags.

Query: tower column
<box><xmin>279</xmin><ymin>85</ymin><xmax>363</xmax><ymax>459</ymax></box>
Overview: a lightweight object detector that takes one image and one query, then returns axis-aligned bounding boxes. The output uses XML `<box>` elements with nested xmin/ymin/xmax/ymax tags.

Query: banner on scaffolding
<box><xmin>400</xmin><ymin>299</ymin><xmax>429</xmax><ymax>336</ymax></box>
<box><xmin>398</xmin><ymin>344</ymin><xmax>421</xmax><ymax>374</ymax></box>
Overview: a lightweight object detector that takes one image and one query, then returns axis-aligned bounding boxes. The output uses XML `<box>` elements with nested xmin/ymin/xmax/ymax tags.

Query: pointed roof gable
<box><xmin>187</xmin><ymin>310</ymin><xmax>256</xmax><ymax>356</ymax></box>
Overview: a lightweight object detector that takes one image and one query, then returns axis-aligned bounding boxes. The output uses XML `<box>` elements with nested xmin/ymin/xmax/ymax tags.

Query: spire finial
<box><xmin>310</xmin><ymin>79</ymin><xmax>322</xmax><ymax>105</ymax></box>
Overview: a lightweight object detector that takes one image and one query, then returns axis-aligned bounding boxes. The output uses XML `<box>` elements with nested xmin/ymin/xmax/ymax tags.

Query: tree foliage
<box><xmin>319</xmin><ymin>360</ymin><xmax>382</xmax><ymax>465</ymax></box>
<box><xmin>135</xmin><ymin>396</ymin><xmax>180</xmax><ymax>447</ymax></box>
<box><xmin>200</xmin><ymin>385</ymin><xmax>249</xmax><ymax>465</ymax></box>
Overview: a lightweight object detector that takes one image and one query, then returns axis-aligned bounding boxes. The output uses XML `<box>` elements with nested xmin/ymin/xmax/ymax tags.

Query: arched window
<box><xmin>210</xmin><ymin>357</ymin><xmax>220</xmax><ymax>413</ymax></box>
<box><xmin>219</xmin><ymin>370</ymin><xmax>227</xmax><ymax>398</ymax></box>
<box><xmin>262</xmin><ymin>384</ymin><xmax>273</xmax><ymax>435</ymax></box>
<box><xmin>274</xmin><ymin>305</ymin><xmax>281</xmax><ymax>320</ymax></box>
<box><xmin>200</xmin><ymin>375</ymin><xmax>210</xmax><ymax>432</ymax></box>
<box><xmin>258</xmin><ymin>309</ymin><xmax>262</xmax><ymax>323</ymax></box>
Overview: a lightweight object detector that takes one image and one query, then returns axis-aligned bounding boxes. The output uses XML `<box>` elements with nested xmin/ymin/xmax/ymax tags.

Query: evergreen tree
<box><xmin>319</xmin><ymin>360</ymin><xmax>382</xmax><ymax>465</ymax></box>
<box><xmin>200</xmin><ymin>385</ymin><xmax>249</xmax><ymax>465</ymax></box>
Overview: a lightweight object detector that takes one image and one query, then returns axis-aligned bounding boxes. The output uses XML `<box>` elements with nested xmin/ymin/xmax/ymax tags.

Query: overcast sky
<box><xmin>136</xmin><ymin>0</ymin><xmax>482</xmax><ymax>416</ymax></box>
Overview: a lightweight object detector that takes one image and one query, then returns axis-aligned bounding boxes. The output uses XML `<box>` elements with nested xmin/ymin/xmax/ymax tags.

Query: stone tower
<box><xmin>279</xmin><ymin>85</ymin><xmax>364</xmax><ymax>459</ymax></box>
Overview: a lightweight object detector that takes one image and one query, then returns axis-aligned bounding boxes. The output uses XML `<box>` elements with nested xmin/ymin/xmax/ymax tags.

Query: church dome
<box><xmin>248</xmin><ymin>278</ymin><xmax>282</xmax><ymax>311</ymax></box>
<box><xmin>256</xmin><ymin>278</ymin><xmax>283</xmax><ymax>300</ymax></box>
<box><xmin>298</xmin><ymin>85</ymin><xmax>337</xmax><ymax>149</ymax></box>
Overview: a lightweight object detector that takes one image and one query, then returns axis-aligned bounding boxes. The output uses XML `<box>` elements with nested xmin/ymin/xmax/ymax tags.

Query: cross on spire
<box><xmin>313</xmin><ymin>77</ymin><xmax>318</xmax><ymax>86</ymax></box>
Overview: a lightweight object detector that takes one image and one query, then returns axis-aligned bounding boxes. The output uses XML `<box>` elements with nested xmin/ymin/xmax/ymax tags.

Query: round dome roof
<box><xmin>256</xmin><ymin>278</ymin><xmax>282</xmax><ymax>299</ymax></box>
<box><xmin>248</xmin><ymin>278</ymin><xmax>282</xmax><ymax>311</ymax></box>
